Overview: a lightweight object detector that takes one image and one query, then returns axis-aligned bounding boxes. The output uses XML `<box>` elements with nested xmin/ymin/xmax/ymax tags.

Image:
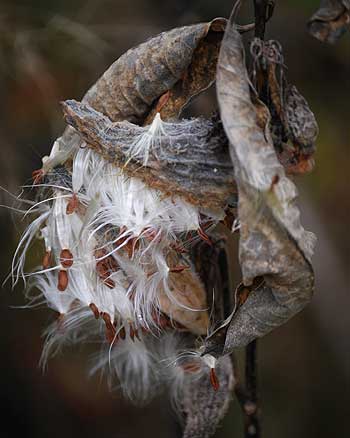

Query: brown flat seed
<box><xmin>181</xmin><ymin>362</ymin><xmax>202</xmax><ymax>373</ymax></box>
<box><xmin>58</xmin><ymin>270</ymin><xmax>68</xmax><ymax>291</ymax></box>
<box><xmin>89</xmin><ymin>303</ymin><xmax>100</xmax><ymax>319</ymax></box>
<box><xmin>106</xmin><ymin>328</ymin><xmax>117</xmax><ymax>344</ymax></box>
<box><xmin>32</xmin><ymin>169</ymin><xmax>43</xmax><ymax>184</ymax></box>
<box><xmin>269</xmin><ymin>174</ymin><xmax>280</xmax><ymax>191</ymax></box>
<box><xmin>42</xmin><ymin>250</ymin><xmax>52</xmax><ymax>269</ymax></box>
<box><xmin>66</xmin><ymin>193</ymin><xmax>79</xmax><ymax>215</ymax></box>
<box><xmin>104</xmin><ymin>278</ymin><xmax>115</xmax><ymax>289</ymax></box>
<box><xmin>119</xmin><ymin>327</ymin><xmax>126</xmax><ymax>340</ymax></box>
<box><xmin>60</xmin><ymin>249</ymin><xmax>74</xmax><ymax>268</ymax></box>
<box><xmin>102</xmin><ymin>312</ymin><xmax>112</xmax><ymax>328</ymax></box>
<box><xmin>209</xmin><ymin>368</ymin><xmax>220</xmax><ymax>391</ymax></box>
<box><xmin>129</xmin><ymin>325</ymin><xmax>135</xmax><ymax>341</ymax></box>
<box><xmin>170</xmin><ymin>265</ymin><xmax>189</xmax><ymax>273</ymax></box>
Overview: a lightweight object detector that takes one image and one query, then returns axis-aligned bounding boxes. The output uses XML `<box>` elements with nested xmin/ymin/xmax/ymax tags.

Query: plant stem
<box><xmin>244</xmin><ymin>341</ymin><xmax>260</xmax><ymax>438</ymax></box>
<box><xmin>253</xmin><ymin>0</ymin><xmax>271</xmax><ymax>39</ymax></box>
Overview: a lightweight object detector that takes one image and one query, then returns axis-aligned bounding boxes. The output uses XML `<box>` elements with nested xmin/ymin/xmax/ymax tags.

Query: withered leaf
<box><xmin>203</xmin><ymin>16</ymin><xmax>316</xmax><ymax>356</ymax></box>
<box><xmin>83</xmin><ymin>18</ymin><xmax>226</xmax><ymax>125</ymax></box>
<box><xmin>308</xmin><ymin>0</ymin><xmax>350</xmax><ymax>43</ymax></box>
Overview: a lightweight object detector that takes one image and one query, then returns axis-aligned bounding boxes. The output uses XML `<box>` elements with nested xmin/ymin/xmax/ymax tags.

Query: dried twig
<box><xmin>234</xmin><ymin>3</ymin><xmax>271</xmax><ymax>437</ymax></box>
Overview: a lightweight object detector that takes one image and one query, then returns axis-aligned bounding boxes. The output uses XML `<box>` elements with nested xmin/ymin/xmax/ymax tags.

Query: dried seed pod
<box><xmin>284</xmin><ymin>84</ymin><xmax>319</xmax><ymax>154</ymax></box>
<box><xmin>82</xmin><ymin>18</ymin><xmax>226</xmax><ymax>125</ymax></box>
<box><xmin>62</xmin><ymin>99</ymin><xmax>236</xmax><ymax>211</ymax></box>
<box><xmin>308</xmin><ymin>0</ymin><xmax>350</xmax><ymax>43</ymax></box>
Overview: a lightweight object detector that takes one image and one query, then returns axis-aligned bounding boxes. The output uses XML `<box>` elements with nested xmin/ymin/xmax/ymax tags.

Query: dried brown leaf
<box><xmin>308</xmin><ymin>0</ymin><xmax>350</xmax><ymax>43</ymax></box>
<box><xmin>83</xmin><ymin>18</ymin><xmax>226</xmax><ymax>125</ymax></box>
<box><xmin>204</xmin><ymin>17</ymin><xmax>316</xmax><ymax>357</ymax></box>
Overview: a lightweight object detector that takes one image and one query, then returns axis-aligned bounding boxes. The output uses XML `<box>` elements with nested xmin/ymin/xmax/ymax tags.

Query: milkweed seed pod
<box><xmin>10</xmin><ymin>7</ymin><xmax>317</xmax><ymax>438</ymax></box>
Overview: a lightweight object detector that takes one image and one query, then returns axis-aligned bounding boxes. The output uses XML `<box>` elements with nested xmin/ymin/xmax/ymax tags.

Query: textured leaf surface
<box><xmin>308</xmin><ymin>0</ymin><xmax>350</xmax><ymax>43</ymax></box>
<box><xmin>182</xmin><ymin>355</ymin><xmax>234</xmax><ymax>438</ymax></box>
<box><xmin>204</xmin><ymin>18</ymin><xmax>316</xmax><ymax>356</ymax></box>
<box><xmin>83</xmin><ymin>18</ymin><xmax>226</xmax><ymax>124</ymax></box>
<box><xmin>62</xmin><ymin>99</ymin><xmax>236</xmax><ymax>211</ymax></box>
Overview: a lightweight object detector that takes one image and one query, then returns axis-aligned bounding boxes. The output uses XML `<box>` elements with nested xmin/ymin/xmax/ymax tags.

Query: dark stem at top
<box><xmin>253</xmin><ymin>0</ymin><xmax>271</xmax><ymax>39</ymax></box>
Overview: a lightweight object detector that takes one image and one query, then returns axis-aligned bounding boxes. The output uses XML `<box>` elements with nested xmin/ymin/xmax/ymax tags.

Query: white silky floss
<box><xmin>12</xmin><ymin>113</ymin><xmax>219</xmax><ymax>404</ymax></box>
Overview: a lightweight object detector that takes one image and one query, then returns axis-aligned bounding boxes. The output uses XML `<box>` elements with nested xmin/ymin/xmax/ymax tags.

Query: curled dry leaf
<box><xmin>57</xmin><ymin>19</ymin><xmax>228</xmax><ymax>166</ymax></box>
<box><xmin>83</xmin><ymin>18</ymin><xmax>226</xmax><ymax>124</ymax></box>
<box><xmin>308</xmin><ymin>0</ymin><xmax>350</xmax><ymax>43</ymax></box>
<box><xmin>203</xmin><ymin>17</ymin><xmax>316</xmax><ymax>357</ymax></box>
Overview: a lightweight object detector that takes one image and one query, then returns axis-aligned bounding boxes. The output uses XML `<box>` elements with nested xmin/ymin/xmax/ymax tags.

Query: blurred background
<box><xmin>0</xmin><ymin>1</ymin><xmax>349</xmax><ymax>437</ymax></box>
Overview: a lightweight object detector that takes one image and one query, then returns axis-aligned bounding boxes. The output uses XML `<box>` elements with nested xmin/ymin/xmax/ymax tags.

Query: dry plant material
<box><xmin>309</xmin><ymin>0</ymin><xmax>350</xmax><ymax>43</ymax></box>
<box><xmin>203</xmin><ymin>14</ymin><xmax>316</xmax><ymax>359</ymax></box>
<box><xmin>8</xmin><ymin>4</ymin><xmax>319</xmax><ymax>438</ymax></box>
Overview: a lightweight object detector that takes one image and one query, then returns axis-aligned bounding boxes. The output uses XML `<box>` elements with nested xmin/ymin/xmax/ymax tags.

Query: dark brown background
<box><xmin>0</xmin><ymin>1</ymin><xmax>349</xmax><ymax>437</ymax></box>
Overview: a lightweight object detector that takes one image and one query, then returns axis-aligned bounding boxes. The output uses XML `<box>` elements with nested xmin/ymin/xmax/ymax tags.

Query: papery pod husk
<box><xmin>83</xmin><ymin>18</ymin><xmax>227</xmax><ymax>124</ymax></box>
<box><xmin>203</xmin><ymin>15</ymin><xmax>316</xmax><ymax>357</ymax></box>
<box><xmin>308</xmin><ymin>0</ymin><xmax>350</xmax><ymax>43</ymax></box>
<box><xmin>251</xmin><ymin>39</ymin><xmax>318</xmax><ymax>174</ymax></box>
<box><xmin>182</xmin><ymin>355</ymin><xmax>234</xmax><ymax>438</ymax></box>
<box><xmin>62</xmin><ymin>99</ymin><xmax>236</xmax><ymax>212</ymax></box>
<box><xmin>59</xmin><ymin>18</ymin><xmax>228</xmax><ymax>166</ymax></box>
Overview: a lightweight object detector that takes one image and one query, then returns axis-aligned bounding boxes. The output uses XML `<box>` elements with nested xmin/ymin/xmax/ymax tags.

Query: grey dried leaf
<box><xmin>308</xmin><ymin>0</ymin><xmax>350</xmax><ymax>43</ymax></box>
<box><xmin>204</xmin><ymin>17</ymin><xmax>316</xmax><ymax>356</ymax></box>
<box><xmin>182</xmin><ymin>355</ymin><xmax>234</xmax><ymax>438</ymax></box>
